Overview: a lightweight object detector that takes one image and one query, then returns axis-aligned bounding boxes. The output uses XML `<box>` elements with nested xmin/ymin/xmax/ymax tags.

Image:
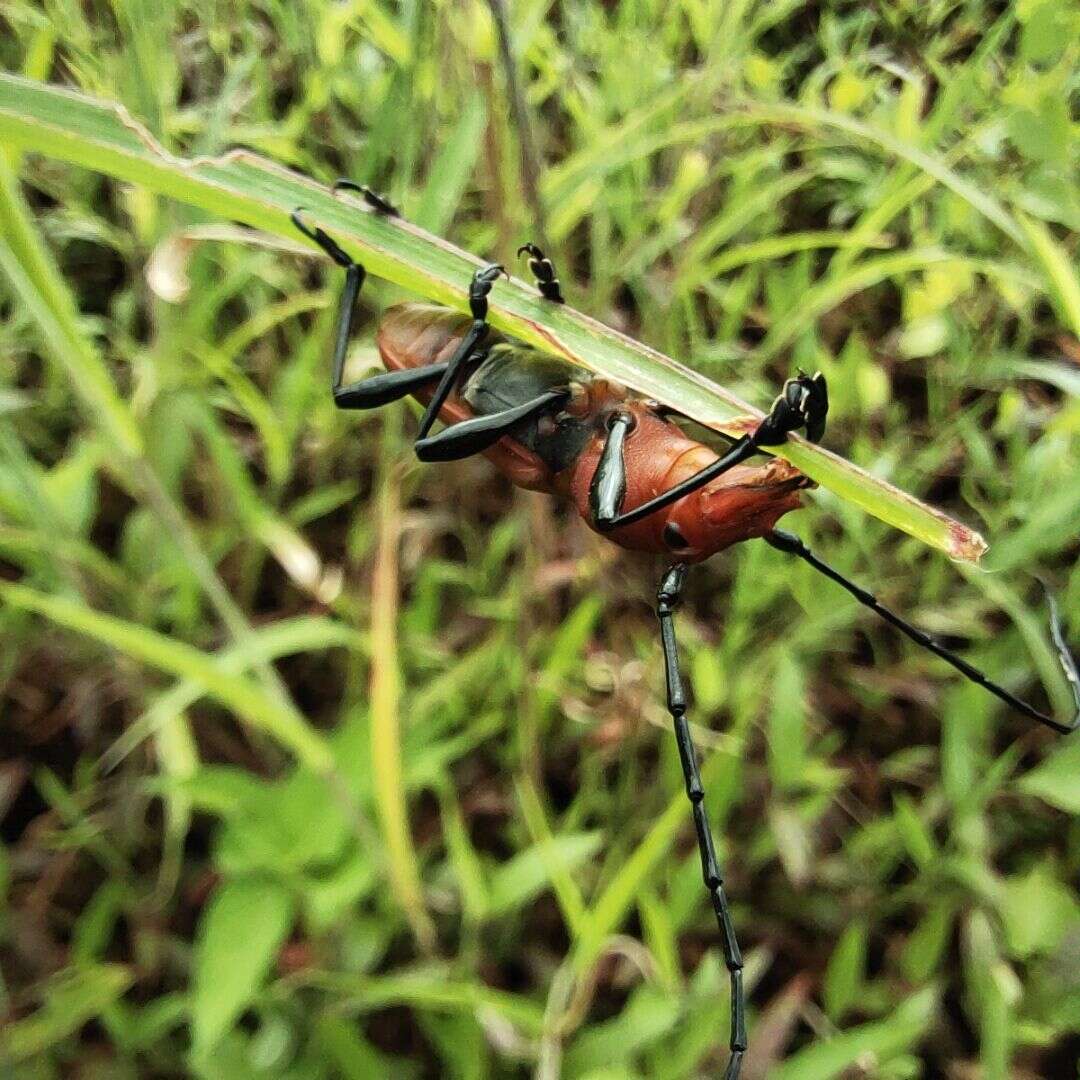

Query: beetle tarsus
<box><xmin>333</xmin><ymin>178</ymin><xmax>401</xmax><ymax>217</ymax></box>
<box><xmin>517</xmin><ymin>242</ymin><xmax>565</xmax><ymax>304</ymax></box>
<box><xmin>468</xmin><ymin>263</ymin><xmax>508</xmax><ymax>321</ymax></box>
<box><xmin>655</xmin><ymin>564</ymin><xmax>746</xmax><ymax>1078</ymax></box>
<box><xmin>753</xmin><ymin>371</ymin><xmax>829</xmax><ymax>446</ymax></box>
<box><xmin>291</xmin><ymin>207</ymin><xmax>355</xmax><ymax>269</ymax></box>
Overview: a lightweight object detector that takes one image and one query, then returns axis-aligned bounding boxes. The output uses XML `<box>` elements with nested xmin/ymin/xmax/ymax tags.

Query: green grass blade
<box><xmin>368</xmin><ymin>418</ymin><xmax>437</xmax><ymax>952</ymax></box>
<box><xmin>771</xmin><ymin>985</ymin><xmax>938</xmax><ymax>1079</ymax></box>
<box><xmin>301</xmin><ymin>968</ymin><xmax>546</xmax><ymax>1034</ymax></box>
<box><xmin>0</xmin><ymin>581</ymin><xmax>335</xmax><ymax>774</ymax></box>
<box><xmin>0</xmin><ymin>72</ymin><xmax>987</xmax><ymax>562</ymax></box>
<box><xmin>739</xmin><ymin>101</ymin><xmax>1025</xmax><ymax>247</ymax></box>
<box><xmin>0</xmin><ymin>159</ymin><xmax>143</xmax><ymax>456</ymax></box>
<box><xmin>574</xmin><ymin>787</ymin><xmax>688</xmax><ymax>973</ymax></box>
<box><xmin>1016</xmin><ymin>211</ymin><xmax>1080</xmax><ymax>337</ymax></box>
<box><xmin>0</xmin><ymin>147</ymin><xmax>301</xmax><ymax>715</ymax></box>
<box><xmin>99</xmin><ymin>616</ymin><xmax>362</xmax><ymax>774</ymax></box>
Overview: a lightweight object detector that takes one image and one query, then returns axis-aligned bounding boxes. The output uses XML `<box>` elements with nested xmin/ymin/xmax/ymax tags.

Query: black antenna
<box><xmin>766</xmin><ymin>529</ymin><xmax>1080</xmax><ymax>735</ymax></box>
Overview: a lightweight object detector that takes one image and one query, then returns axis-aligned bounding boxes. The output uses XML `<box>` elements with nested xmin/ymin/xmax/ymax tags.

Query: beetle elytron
<box><xmin>292</xmin><ymin>184</ymin><xmax>1078</xmax><ymax>1080</ymax></box>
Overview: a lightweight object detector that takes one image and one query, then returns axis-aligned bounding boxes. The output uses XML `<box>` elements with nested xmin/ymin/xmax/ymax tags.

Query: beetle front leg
<box><xmin>591</xmin><ymin>371</ymin><xmax>829</xmax><ymax>532</ymax></box>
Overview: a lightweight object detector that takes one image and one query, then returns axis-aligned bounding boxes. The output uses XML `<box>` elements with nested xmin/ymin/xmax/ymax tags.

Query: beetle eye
<box><xmin>663</xmin><ymin>522</ymin><xmax>690</xmax><ymax>551</ymax></box>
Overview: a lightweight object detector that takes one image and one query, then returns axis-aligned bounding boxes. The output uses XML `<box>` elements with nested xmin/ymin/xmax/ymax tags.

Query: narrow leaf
<box><xmin>488</xmin><ymin>831</ymin><xmax>603</xmax><ymax>918</ymax></box>
<box><xmin>1016</xmin><ymin>737</ymin><xmax>1080</xmax><ymax>813</ymax></box>
<box><xmin>1017</xmin><ymin>211</ymin><xmax>1080</xmax><ymax>337</ymax></box>
<box><xmin>772</xmin><ymin>985</ymin><xmax>937</xmax><ymax>1080</ymax></box>
<box><xmin>0</xmin><ymin>72</ymin><xmax>986</xmax><ymax>561</ymax></box>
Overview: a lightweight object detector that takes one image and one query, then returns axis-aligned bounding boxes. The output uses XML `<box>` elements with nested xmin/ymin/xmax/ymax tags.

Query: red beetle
<box><xmin>292</xmin><ymin>189</ymin><xmax>1078</xmax><ymax>1080</ymax></box>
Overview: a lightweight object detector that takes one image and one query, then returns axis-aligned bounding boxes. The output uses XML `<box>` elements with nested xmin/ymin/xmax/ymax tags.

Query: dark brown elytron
<box><xmin>292</xmin><ymin>186</ymin><xmax>1078</xmax><ymax>1080</ymax></box>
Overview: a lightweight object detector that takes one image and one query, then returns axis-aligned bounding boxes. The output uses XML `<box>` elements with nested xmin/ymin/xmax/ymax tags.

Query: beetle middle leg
<box><xmin>657</xmin><ymin>565</ymin><xmax>746</xmax><ymax>1079</ymax></box>
<box><xmin>409</xmin><ymin>263</ymin><xmax>509</xmax><ymax>446</ymax></box>
<box><xmin>412</xmin><ymin>259</ymin><xmax>573</xmax><ymax>460</ymax></box>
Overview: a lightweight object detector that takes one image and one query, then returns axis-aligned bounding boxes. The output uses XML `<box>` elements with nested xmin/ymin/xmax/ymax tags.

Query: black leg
<box><xmin>292</xmin><ymin>208</ymin><xmax>369</xmax><ymax>401</ymax></box>
<box><xmin>756</xmin><ymin>368</ymin><xmax>829</xmax><ymax>446</ymax></box>
<box><xmin>589</xmin><ymin>371</ymin><xmax>828</xmax><ymax>532</ymax></box>
<box><xmin>334</xmin><ymin>363</ymin><xmax>451</xmax><ymax>410</ymax></box>
<box><xmin>766</xmin><ymin>529</ymin><xmax>1080</xmax><ymax>735</ymax></box>
<box><xmin>656</xmin><ymin>566</ymin><xmax>746</xmax><ymax>1079</ymax></box>
<box><xmin>517</xmin><ymin>243</ymin><xmax>565</xmax><ymax>304</ymax></box>
<box><xmin>333</xmin><ymin>178</ymin><xmax>402</xmax><ymax>217</ymax></box>
<box><xmin>293</xmin><ymin>208</ymin><xmax>453</xmax><ymax>410</ymax></box>
<box><xmin>594</xmin><ymin>434</ymin><xmax>756</xmax><ymax>532</ymax></box>
<box><xmin>415</xmin><ymin>387</ymin><xmax>570</xmax><ymax>462</ymax></box>
<box><xmin>414</xmin><ymin>263</ymin><xmax>506</xmax><ymax>442</ymax></box>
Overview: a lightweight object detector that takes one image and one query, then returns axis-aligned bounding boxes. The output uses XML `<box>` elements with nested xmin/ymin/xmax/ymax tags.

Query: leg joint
<box><xmin>656</xmin><ymin>564</ymin><xmax>688</xmax><ymax>610</ymax></box>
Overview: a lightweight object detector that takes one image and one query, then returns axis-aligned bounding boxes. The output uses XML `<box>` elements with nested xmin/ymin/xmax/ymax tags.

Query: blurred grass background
<box><xmin>1</xmin><ymin>2</ymin><xmax>1079</xmax><ymax>1078</ymax></box>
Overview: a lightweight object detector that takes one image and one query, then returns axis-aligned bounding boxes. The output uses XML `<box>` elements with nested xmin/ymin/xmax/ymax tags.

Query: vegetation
<box><xmin>1</xmin><ymin>2</ymin><xmax>1078</xmax><ymax>1078</ymax></box>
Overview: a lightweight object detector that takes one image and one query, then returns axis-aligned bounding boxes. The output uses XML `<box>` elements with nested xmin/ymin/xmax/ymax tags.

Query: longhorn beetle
<box><xmin>291</xmin><ymin>184</ymin><xmax>1079</xmax><ymax>1080</ymax></box>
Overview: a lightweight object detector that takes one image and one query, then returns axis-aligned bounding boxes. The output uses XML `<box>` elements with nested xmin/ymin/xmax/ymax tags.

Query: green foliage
<box><xmin>1</xmin><ymin>2</ymin><xmax>1079</xmax><ymax>1078</ymax></box>
<box><xmin>192</xmin><ymin>878</ymin><xmax>296</xmax><ymax>1054</ymax></box>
